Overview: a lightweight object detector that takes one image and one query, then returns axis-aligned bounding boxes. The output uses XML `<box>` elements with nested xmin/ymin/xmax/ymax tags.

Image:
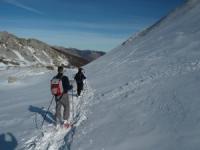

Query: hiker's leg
<box><xmin>55</xmin><ymin>101</ymin><xmax>62</xmax><ymax>122</ymax></box>
<box><xmin>78</xmin><ymin>82</ymin><xmax>83</xmax><ymax>95</ymax></box>
<box><xmin>62</xmin><ymin>94</ymin><xmax>70</xmax><ymax>121</ymax></box>
<box><xmin>77</xmin><ymin>83</ymin><xmax>82</xmax><ymax>96</ymax></box>
<box><xmin>80</xmin><ymin>82</ymin><xmax>83</xmax><ymax>91</ymax></box>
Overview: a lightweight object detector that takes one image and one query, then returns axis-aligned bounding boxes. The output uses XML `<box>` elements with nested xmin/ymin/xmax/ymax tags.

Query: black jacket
<box><xmin>74</xmin><ymin>72</ymin><xmax>86</xmax><ymax>83</ymax></box>
<box><xmin>54</xmin><ymin>73</ymin><xmax>72</xmax><ymax>93</ymax></box>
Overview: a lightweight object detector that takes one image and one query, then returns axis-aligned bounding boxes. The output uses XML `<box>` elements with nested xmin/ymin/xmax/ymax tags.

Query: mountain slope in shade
<box><xmin>71</xmin><ymin>0</ymin><xmax>200</xmax><ymax>150</ymax></box>
<box><xmin>53</xmin><ymin>46</ymin><xmax>106</xmax><ymax>62</ymax></box>
<box><xmin>51</xmin><ymin>46</ymin><xmax>89</xmax><ymax>68</ymax></box>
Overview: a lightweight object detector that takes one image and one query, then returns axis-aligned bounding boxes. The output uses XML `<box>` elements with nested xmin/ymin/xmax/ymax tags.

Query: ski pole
<box><xmin>72</xmin><ymin>88</ymin><xmax>74</xmax><ymax>120</ymax></box>
<box><xmin>85</xmin><ymin>80</ymin><xmax>88</xmax><ymax>90</ymax></box>
<box><xmin>41</xmin><ymin>95</ymin><xmax>54</xmax><ymax>128</ymax></box>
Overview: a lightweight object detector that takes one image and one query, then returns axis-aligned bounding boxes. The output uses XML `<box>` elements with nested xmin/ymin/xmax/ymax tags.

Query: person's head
<box><xmin>57</xmin><ymin>66</ymin><xmax>64</xmax><ymax>74</ymax></box>
<box><xmin>78</xmin><ymin>68</ymin><xmax>83</xmax><ymax>72</ymax></box>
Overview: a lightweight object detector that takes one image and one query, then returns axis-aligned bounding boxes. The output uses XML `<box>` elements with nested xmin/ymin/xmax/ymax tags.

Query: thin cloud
<box><xmin>3</xmin><ymin>0</ymin><xmax>44</xmax><ymax>15</ymax></box>
<box><xmin>0</xmin><ymin>26</ymin><xmax>126</xmax><ymax>51</ymax></box>
<box><xmin>66</xmin><ymin>21</ymin><xmax>139</xmax><ymax>30</ymax></box>
<box><xmin>0</xmin><ymin>17</ymin><xmax>152</xmax><ymax>33</ymax></box>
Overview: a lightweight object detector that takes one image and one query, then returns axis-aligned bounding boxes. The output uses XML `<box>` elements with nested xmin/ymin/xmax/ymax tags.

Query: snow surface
<box><xmin>1</xmin><ymin>0</ymin><xmax>200</xmax><ymax>150</ymax></box>
<box><xmin>42</xmin><ymin>51</ymin><xmax>54</xmax><ymax>65</ymax></box>
<box><xmin>26</xmin><ymin>46</ymin><xmax>36</xmax><ymax>54</ymax></box>
<box><xmin>70</xmin><ymin>0</ymin><xmax>200</xmax><ymax>150</ymax></box>
<box><xmin>0</xmin><ymin>68</ymin><xmax>92</xmax><ymax>150</ymax></box>
<box><xmin>0</xmin><ymin>62</ymin><xmax>7</xmax><ymax>70</ymax></box>
<box><xmin>12</xmin><ymin>50</ymin><xmax>29</xmax><ymax>65</ymax></box>
<box><xmin>1</xmin><ymin>45</ymin><xmax>69</xmax><ymax>67</ymax></box>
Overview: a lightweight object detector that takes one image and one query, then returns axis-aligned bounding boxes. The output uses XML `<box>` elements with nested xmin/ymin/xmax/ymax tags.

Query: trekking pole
<box><xmin>85</xmin><ymin>80</ymin><xmax>88</xmax><ymax>90</ymax></box>
<box><xmin>41</xmin><ymin>95</ymin><xmax>54</xmax><ymax>128</ymax></box>
<box><xmin>72</xmin><ymin>89</ymin><xmax>74</xmax><ymax>120</ymax></box>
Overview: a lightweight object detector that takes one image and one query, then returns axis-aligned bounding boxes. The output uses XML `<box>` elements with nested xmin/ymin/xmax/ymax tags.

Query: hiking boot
<box><xmin>63</xmin><ymin>120</ymin><xmax>71</xmax><ymax>129</ymax></box>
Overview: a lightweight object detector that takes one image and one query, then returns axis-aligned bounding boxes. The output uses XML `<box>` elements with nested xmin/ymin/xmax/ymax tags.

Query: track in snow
<box><xmin>23</xmin><ymin>81</ymin><xmax>93</xmax><ymax>150</ymax></box>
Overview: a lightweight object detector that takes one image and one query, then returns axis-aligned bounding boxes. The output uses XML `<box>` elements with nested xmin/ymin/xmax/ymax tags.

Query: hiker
<box><xmin>52</xmin><ymin>66</ymin><xmax>73</xmax><ymax>127</ymax></box>
<box><xmin>74</xmin><ymin>68</ymin><xmax>86</xmax><ymax>96</ymax></box>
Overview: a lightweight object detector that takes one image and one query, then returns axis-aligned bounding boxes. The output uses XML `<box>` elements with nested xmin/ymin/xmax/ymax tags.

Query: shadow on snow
<box><xmin>28</xmin><ymin>105</ymin><xmax>56</xmax><ymax>126</ymax></box>
<box><xmin>0</xmin><ymin>132</ymin><xmax>18</xmax><ymax>150</ymax></box>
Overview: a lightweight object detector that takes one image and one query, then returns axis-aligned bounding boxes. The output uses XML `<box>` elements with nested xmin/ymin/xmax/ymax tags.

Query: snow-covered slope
<box><xmin>1</xmin><ymin>0</ymin><xmax>200</xmax><ymax>150</ymax></box>
<box><xmin>71</xmin><ymin>0</ymin><xmax>200</xmax><ymax>150</ymax></box>
<box><xmin>0</xmin><ymin>67</ymin><xmax>92</xmax><ymax>150</ymax></box>
<box><xmin>0</xmin><ymin>32</ymin><xmax>70</xmax><ymax>68</ymax></box>
<box><xmin>0</xmin><ymin>32</ymin><xmax>105</xmax><ymax>69</ymax></box>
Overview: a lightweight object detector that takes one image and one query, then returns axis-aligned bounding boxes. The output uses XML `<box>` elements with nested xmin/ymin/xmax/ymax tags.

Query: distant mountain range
<box><xmin>53</xmin><ymin>46</ymin><xmax>106</xmax><ymax>62</ymax></box>
<box><xmin>0</xmin><ymin>31</ymin><xmax>105</xmax><ymax>68</ymax></box>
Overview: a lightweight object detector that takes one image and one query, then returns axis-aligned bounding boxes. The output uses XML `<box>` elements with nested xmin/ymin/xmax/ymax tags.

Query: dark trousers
<box><xmin>77</xmin><ymin>82</ymin><xmax>83</xmax><ymax>96</ymax></box>
<box><xmin>55</xmin><ymin>93</ymin><xmax>70</xmax><ymax>122</ymax></box>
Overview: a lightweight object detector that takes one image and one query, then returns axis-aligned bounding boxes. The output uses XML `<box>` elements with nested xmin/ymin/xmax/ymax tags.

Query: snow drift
<box><xmin>72</xmin><ymin>0</ymin><xmax>200</xmax><ymax>150</ymax></box>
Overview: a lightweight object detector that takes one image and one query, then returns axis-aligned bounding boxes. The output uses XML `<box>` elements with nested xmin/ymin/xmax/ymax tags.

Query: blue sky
<box><xmin>0</xmin><ymin>0</ymin><xmax>184</xmax><ymax>51</ymax></box>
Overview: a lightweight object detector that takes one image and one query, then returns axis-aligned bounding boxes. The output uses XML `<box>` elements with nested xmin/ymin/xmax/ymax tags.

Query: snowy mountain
<box><xmin>69</xmin><ymin>49</ymin><xmax>105</xmax><ymax>62</ymax></box>
<box><xmin>1</xmin><ymin>0</ymin><xmax>200</xmax><ymax>150</ymax></box>
<box><xmin>70</xmin><ymin>0</ymin><xmax>200</xmax><ymax>150</ymax></box>
<box><xmin>0</xmin><ymin>32</ymin><xmax>104</xmax><ymax>69</ymax></box>
<box><xmin>52</xmin><ymin>46</ymin><xmax>106</xmax><ymax>62</ymax></box>
<box><xmin>51</xmin><ymin>46</ymin><xmax>105</xmax><ymax>68</ymax></box>
<box><xmin>0</xmin><ymin>31</ymin><xmax>68</xmax><ymax>67</ymax></box>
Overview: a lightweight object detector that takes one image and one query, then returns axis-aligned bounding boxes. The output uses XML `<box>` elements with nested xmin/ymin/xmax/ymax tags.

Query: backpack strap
<box><xmin>55</xmin><ymin>94</ymin><xmax>63</xmax><ymax>102</ymax></box>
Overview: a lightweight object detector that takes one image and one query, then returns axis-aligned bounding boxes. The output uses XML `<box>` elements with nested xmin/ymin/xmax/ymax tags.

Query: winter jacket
<box><xmin>74</xmin><ymin>72</ymin><xmax>86</xmax><ymax>83</ymax></box>
<box><xmin>54</xmin><ymin>73</ymin><xmax>72</xmax><ymax>93</ymax></box>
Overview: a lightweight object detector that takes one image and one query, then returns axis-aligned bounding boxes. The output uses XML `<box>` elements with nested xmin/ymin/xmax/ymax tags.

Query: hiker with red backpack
<box><xmin>74</xmin><ymin>68</ymin><xmax>86</xmax><ymax>97</ymax></box>
<box><xmin>51</xmin><ymin>66</ymin><xmax>73</xmax><ymax>128</ymax></box>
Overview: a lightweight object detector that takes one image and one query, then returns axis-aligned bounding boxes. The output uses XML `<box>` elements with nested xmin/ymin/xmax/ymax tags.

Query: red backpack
<box><xmin>51</xmin><ymin>78</ymin><xmax>63</xmax><ymax>96</ymax></box>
